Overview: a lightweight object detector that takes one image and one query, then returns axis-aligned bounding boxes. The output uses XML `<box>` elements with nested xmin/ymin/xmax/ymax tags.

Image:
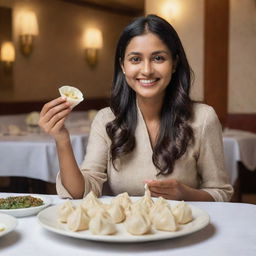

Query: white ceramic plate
<box><xmin>37</xmin><ymin>198</ymin><xmax>210</xmax><ymax>243</ymax></box>
<box><xmin>0</xmin><ymin>213</ymin><xmax>18</xmax><ymax>237</ymax></box>
<box><xmin>0</xmin><ymin>194</ymin><xmax>52</xmax><ymax>218</ymax></box>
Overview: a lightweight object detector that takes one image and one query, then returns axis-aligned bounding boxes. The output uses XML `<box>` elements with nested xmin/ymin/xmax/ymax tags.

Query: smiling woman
<box><xmin>39</xmin><ymin>14</ymin><xmax>233</xmax><ymax>202</ymax></box>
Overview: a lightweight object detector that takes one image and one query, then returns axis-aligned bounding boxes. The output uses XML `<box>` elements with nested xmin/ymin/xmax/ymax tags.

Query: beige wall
<box><xmin>228</xmin><ymin>0</ymin><xmax>256</xmax><ymax>113</ymax></box>
<box><xmin>1</xmin><ymin>0</ymin><xmax>255</xmax><ymax>113</ymax></box>
<box><xmin>0</xmin><ymin>0</ymin><xmax>134</xmax><ymax>102</ymax></box>
<box><xmin>145</xmin><ymin>0</ymin><xmax>204</xmax><ymax>101</ymax></box>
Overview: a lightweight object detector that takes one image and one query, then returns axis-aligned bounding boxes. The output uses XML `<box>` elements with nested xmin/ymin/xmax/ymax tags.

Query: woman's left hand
<box><xmin>145</xmin><ymin>179</ymin><xmax>214</xmax><ymax>201</ymax></box>
<box><xmin>145</xmin><ymin>179</ymin><xmax>188</xmax><ymax>200</ymax></box>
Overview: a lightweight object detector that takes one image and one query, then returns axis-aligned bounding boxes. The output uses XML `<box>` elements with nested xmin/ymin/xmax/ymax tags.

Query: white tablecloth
<box><xmin>0</xmin><ymin>193</ymin><xmax>255</xmax><ymax>256</ymax></box>
<box><xmin>0</xmin><ymin>112</ymin><xmax>90</xmax><ymax>183</ymax></box>
<box><xmin>223</xmin><ymin>129</ymin><xmax>256</xmax><ymax>185</ymax></box>
<box><xmin>0</xmin><ymin>133</ymin><xmax>88</xmax><ymax>183</ymax></box>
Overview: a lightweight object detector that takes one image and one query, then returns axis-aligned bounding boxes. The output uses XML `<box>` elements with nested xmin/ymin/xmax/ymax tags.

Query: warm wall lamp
<box><xmin>18</xmin><ymin>10</ymin><xmax>39</xmax><ymax>57</ymax></box>
<box><xmin>83</xmin><ymin>28</ymin><xmax>103</xmax><ymax>68</ymax></box>
<box><xmin>0</xmin><ymin>42</ymin><xmax>15</xmax><ymax>72</ymax></box>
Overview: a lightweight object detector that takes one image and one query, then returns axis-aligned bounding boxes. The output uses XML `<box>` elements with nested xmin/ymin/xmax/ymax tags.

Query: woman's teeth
<box><xmin>140</xmin><ymin>79</ymin><xmax>157</xmax><ymax>84</ymax></box>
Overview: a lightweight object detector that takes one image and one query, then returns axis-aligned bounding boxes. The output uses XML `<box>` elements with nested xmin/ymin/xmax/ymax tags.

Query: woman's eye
<box><xmin>153</xmin><ymin>55</ymin><xmax>165</xmax><ymax>62</ymax></box>
<box><xmin>130</xmin><ymin>56</ymin><xmax>141</xmax><ymax>63</ymax></box>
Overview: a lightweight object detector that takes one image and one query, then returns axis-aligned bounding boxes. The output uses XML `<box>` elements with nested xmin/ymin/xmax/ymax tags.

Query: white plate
<box><xmin>0</xmin><ymin>194</ymin><xmax>52</xmax><ymax>218</ymax></box>
<box><xmin>37</xmin><ymin>198</ymin><xmax>210</xmax><ymax>243</ymax></box>
<box><xmin>0</xmin><ymin>213</ymin><xmax>18</xmax><ymax>237</ymax></box>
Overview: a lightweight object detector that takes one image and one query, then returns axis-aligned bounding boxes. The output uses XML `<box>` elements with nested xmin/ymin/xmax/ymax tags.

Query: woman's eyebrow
<box><xmin>127</xmin><ymin>52</ymin><xmax>141</xmax><ymax>56</ymax></box>
<box><xmin>126</xmin><ymin>50</ymin><xmax>169</xmax><ymax>57</ymax></box>
<box><xmin>152</xmin><ymin>50</ymin><xmax>169</xmax><ymax>55</ymax></box>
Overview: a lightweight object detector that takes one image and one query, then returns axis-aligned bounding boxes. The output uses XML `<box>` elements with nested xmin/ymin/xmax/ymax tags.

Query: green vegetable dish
<box><xmin>0</xmin><ymin>196</ymin><xmax>44</xmax><ymax>209</ymax></box>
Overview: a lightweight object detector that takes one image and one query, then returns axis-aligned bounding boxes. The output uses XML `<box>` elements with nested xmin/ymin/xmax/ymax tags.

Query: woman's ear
<box><xmin>119</xmin><ymin>57</ymin><xmax>125</xmax><ymax>74</ymax></box>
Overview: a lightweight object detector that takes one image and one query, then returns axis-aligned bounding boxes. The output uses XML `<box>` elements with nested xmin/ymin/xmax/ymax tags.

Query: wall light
<box><xmin>83</xmin><ymin>28</ymin><xmax>103</xmax><ymax>68</ymax></box>
<box><xmin>145</xmin><ymin>0</ymin><xmax>181</xmax><ymax>25</ymax></box>
<box><xmin>18</xmin><ymin>10</ymin><xmax>39</xmax><ymax>57</ymax></box>
<box><xmin>160</xmin><ymin>0</ymin><xmax>181</xmax><ymax>24</ymax></box>
<box><xmin>0</xmin><ymin>42</ymin><xmax>15</xmax><ymax>72</ymax></box>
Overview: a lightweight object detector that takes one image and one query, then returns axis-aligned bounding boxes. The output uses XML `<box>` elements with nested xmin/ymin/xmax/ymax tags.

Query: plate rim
<box><xmin>0</xmin><ymin>194</ymin><xmax>52</xmax><ymax>217</ymax></box>
<box><xmin>37</xmin><ymin>198</ymin><xmax>210</xmax><ymax>243</ymax></box>
<box><xmin>0</xmin><ymin>212</ymin><xmax>18</xmax><ymax>237</ymax></box>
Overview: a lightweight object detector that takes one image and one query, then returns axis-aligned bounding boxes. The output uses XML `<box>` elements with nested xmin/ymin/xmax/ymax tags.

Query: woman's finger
<box><xmin>42</xmin><ymin>108</ymin><xmax>71</xmax><ymax>133</ymax></box>
<box><xmin>40</xmin><ymin>101</ymin><xmax>70</xmax><ymax>125</ymax></box>
<box><xmin>40</xmin><ymin>97</ymin><xmax>66</xmax><ymax>117</ymax></box>
<box><xmin>148</xmin><ymin>179</ymin><xmax>179</xmax><ymax>189</ymax></box>
<box><xmin>51</xmin><ymin>116</ymin><xmax>67</xmax><ymax>132</ymax></box>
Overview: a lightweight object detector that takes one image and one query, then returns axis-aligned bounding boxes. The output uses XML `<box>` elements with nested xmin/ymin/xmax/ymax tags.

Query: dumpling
<box><xmin>81</xmin><ymin>191</ymin><xmax>103</xmax><ymax>218</ymax></box>
<box><xmin>149</xmin><ymin>196</ymin><xmax>169</xmax><ymax>219</ymax></box>
<box><xmin>111</xmin><ymin>192</ymin><xmax>132</xmax><ymax>211</ymax></box>
<box><xmin>171</xmin><ymin>201</ymin><xmax>193</xmax><ymax>224</ymax></box>
<box><xmin>151</xmin><ymin>205</ymin><xmax>177</xmax><ymax>232</ymax></box>
<box><xmin>67</xmin><ymin>205</ymin><xmax>90</xmax><ymax>232</ymax></box>
<box><xmin>107</xmin><ymin>203</ymin><xmax>125</xmax><ymax>223</ymax></box>
<box><xmin>58</xmin><ymin>200</ymin><xmax>74</xmax><ymax>223</ymax></box>
<box><xmin>133</xmin><ymin>184</ymin><xmax>154</xmax><ymax>214</ymax></box>
<box><xmin>124</xmin><ymin>207</ymin><xmax>151</xmax><ymax>235</ymax></box>
<box><xmin>89</xmin><ymin>211</ymin><xmax>116</xmax><ymax>235</ymax></box>
<box><xmin>59</xmin><ymin>85</ymin><xmax>84</xmax><ymax>109</ymax></box>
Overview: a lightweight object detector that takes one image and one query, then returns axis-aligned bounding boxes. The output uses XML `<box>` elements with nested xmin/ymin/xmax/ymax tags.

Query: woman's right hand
<box><xmin>39</xmin><ymin>97</ymin><xmax>72</xmax><ymax>141</ymax></box>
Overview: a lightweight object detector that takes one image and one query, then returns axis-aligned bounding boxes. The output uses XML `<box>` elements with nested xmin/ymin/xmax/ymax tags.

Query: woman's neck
<box><xmin>137</xmin><ymin>97</ymin><xmax>163</xmax><ymax>122</ymax></box>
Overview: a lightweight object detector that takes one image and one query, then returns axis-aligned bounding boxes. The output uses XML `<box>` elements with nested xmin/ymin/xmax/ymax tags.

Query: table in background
<box><xmin>223</xmin><ymin>129</ymin><xmax>256</xmax><ymax>184</ymax></box>
<box><xmin>0</xmin><ymin>193</ymin><xmax>255</xmax><ymax>256</ymax></box>
<box><xmin>0</xmin><ymin>112</ymin><xmax>90</xmax><ymax>190</ymax></box>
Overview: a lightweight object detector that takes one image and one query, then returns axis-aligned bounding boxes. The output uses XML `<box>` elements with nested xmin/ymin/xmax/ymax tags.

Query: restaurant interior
<box><xmin>0</xmin><ymin>0</ymin><xmax>255</xmax><ymax>204</ymax></box>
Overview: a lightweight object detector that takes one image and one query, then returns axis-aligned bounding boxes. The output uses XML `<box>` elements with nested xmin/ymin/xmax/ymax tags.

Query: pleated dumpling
<box><xmin>107</xmin><ymin>203</ymin><xmax>125</xmax><ymax>223</ymax></box>
<box><xmin>151</xmin><ymin>204</ymin><xmax>177</xmax><ymax>232</ymax></box>
<box><xmin>67</xmin><ymin>205</ymin><xmax>90</xmax><ymax>232</ymax></box>
<box><xmin>124</xmin><ymin>207</ymin><xmax>151</xmax><ymax>235</ymax></box>
<box><xmin>89</xmin><ymin>210</ymin><xmax>116</xmax><ymax>235</ymax></box>
<box><xmin>111</xmin><ymin>192</ymin><xmax>132</xmax><ymax>211</ymax></box>
<box><xmin>149</xmin><ymin>196</ymin><xmax>169</xmax><ymax>219</ymax></box>
<box><xmin>81</xmin><ymin>191</ymin><xmax>103</xmax><ymax>218</ymax></box>
<box><xmin>133</xmin><ymin>184</ymin><xmax>154</xmax><ymax>214</ymax></box>
<box><xmin>58</xmin><ymin>200</ymin><xmax>74</xmax><ymax>223</ymax></box>
<box><xmin>171</xmin><ymin>201</ymin><xmax>193</xmax><ymax>224</ymax></box>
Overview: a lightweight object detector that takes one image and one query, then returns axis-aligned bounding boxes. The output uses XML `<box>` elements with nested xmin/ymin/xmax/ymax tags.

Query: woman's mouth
<box><xmin>138</xmin><ymin>78</ymin><xmax>159</xmax><ymax>87</ymax></box>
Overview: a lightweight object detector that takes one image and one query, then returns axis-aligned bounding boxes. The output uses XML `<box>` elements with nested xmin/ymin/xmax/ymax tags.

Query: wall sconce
<box><xmin>0</xmin><ymin>42</ymin><xmax>15</xmax><ymax>72</ymax></box>
<box><xmin>18</xmin><ymin>10</ymin><xmax>39</xmax><ymax>57</ymax></box>
<box><xmin>160</xmin><ymin>0</ymin><xmax>181</xmax><ymax>24</ymax></box>
<box><xmin>83</xmin><ymin>28</ymin><xmax>103</xmax><ymax>68</ymax></box>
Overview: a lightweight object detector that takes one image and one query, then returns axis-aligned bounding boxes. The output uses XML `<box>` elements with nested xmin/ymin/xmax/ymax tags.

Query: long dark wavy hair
<box><xmin>106</xmin><ymin>14</ymin><xmax>194</xmax><ymax>175</ymax></box>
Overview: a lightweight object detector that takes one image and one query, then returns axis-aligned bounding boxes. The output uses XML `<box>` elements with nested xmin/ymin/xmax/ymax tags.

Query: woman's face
<box><xmin>121</xmin><ymin>32</ymin><xmax>175</xmax><ymax>102</ymax></box>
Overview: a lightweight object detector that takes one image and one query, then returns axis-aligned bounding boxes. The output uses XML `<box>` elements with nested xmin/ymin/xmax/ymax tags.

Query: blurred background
<box><xmin>0</xmin><ymin>0</ymin><xmax>255</xmax><ymax>202</ymax></box>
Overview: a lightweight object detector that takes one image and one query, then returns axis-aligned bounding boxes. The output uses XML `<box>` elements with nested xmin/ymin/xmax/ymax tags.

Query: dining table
<box><xmin>0</xmin><ymin>112</ymin><xmax>90</xmax><ymax>183</ymax></box>
<box><xmin>222</xmin><ymin>129</ymin><xmax>256</xmax><ymax>185</ymax></box>
<box><xmin>0</xmin><ymin>192</ymin><xmax>255</xmax><ymax>256</ymax></box>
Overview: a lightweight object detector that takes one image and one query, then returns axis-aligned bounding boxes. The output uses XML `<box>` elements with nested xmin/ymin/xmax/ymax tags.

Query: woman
<box><xmin>39</xmin><ymin>15</ymin><xmax>233</xmax><ymax>201</ymax></box>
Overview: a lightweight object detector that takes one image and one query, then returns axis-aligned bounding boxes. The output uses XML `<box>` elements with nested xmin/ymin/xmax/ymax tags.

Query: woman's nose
<box><xmin>141</xmin><ymin>60</ymin><xmax>153</xmax><ymax>76</ymax></box>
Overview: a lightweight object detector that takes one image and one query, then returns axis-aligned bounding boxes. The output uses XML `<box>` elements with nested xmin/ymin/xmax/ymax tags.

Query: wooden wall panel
<box><xmin>0</xmin><ymin>98</ymin><xmax>109</xmax><ymax>115</ymax></box>
<box><xmin>0</xmin><ymin>7</ymin><xmax>13</xmax><ymax>90</ymax></box>
<box><xmin>204</xmin><ymin>0</ymin><xmax>229</xmax><ymax>125</ymax></box>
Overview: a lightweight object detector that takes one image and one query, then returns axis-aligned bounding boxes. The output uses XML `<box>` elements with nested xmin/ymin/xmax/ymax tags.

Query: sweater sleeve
<box><xmin>56</xmin><ymin>108</ymin><xmax>110</xmax><ymax>198</ymax></box>
<box><xmin>197</xmin><ymin>106</ymin><xmax>233</xmax><ymax>201</ymax></box>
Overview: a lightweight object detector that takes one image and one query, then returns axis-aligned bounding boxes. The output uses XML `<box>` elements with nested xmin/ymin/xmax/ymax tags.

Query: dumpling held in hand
<box><xmin>59</xmin><ymin>85</ymin><xmax>84</xmax><ymax>109</ymax></box>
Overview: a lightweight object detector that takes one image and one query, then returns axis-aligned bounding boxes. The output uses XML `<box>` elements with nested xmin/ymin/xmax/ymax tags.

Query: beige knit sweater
<box><xmin>56</xmin><ymin>103</ymin><xmax>233</xmax><ymax>201</ymax></box>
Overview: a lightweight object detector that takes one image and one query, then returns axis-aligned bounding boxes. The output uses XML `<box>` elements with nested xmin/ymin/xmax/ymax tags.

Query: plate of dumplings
<box><xmin>37</xmin><ymin>186</ymin><xmax>210</xmax><ymax>243</ymax></box>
